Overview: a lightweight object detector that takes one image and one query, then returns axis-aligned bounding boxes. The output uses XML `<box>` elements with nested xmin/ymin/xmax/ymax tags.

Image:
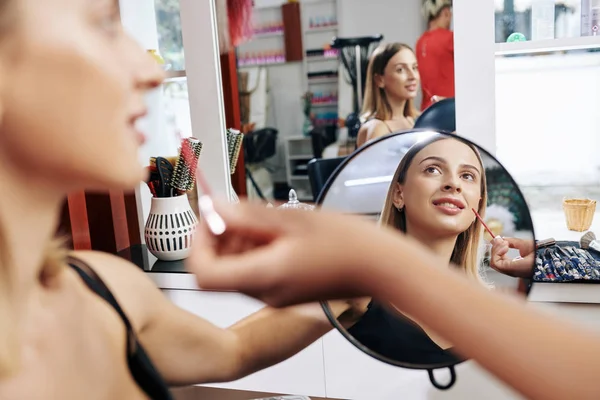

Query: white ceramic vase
<box><xmin>144</xmin><ymin>194</ymin><xmax>198</xmax><ymax>261</ymax></box>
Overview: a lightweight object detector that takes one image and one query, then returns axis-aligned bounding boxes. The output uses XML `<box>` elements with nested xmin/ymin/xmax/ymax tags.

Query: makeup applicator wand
<box><xmin>580</xmin><ymin>231</ymin><xmax>600</xmax><ymax>254</ymax></box>
<box><xmin>472</xmin><ymin>208</ymin><xmax>525</xmax><ymax>262</ymax></box>
<box><xmin>472</xmin><ymin>208</ymin><xmax>500</xmax><ymax>241</ymax></box>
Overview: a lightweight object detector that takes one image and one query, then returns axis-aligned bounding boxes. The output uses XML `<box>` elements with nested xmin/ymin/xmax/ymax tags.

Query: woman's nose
<box><xmin>442</xmin><ymin>176</ymin><xmax>462</xmax><ymax>193</ymax></box>
<box><xmin>136</xmin><ymin>52</ymin><xmax>165</xmax><ymax>90</ymax></box>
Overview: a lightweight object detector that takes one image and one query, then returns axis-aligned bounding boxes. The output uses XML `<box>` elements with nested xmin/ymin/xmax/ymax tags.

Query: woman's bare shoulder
<box><xmin>357</xmin><ymin>120</ymin><xmax>391</xmax><ymax>147</ymax></box>
<box><xmin>68</xmin><ymin>250</ymin><xmax>162</xmax><ymax>330</ymax></box>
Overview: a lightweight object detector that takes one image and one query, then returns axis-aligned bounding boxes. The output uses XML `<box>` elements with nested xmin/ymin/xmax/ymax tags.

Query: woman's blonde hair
<box><xmin>0</xmin><ymin>224</ymin><xmax>19</xmax><ymax>375</ymax></box>
<box><xmin>379</xmin><ymin>134</ymin><xmax>488</xmax><ymax>284</ymax></box>
<box><xmin>0</xmin><ymin>0</ymin><xmax>20</xmax><ymax>376</ymax></box>
<box><xmin>361</xmin><ymin>42</ymin><xmax>420</xmax><ymax>123</ymax></box>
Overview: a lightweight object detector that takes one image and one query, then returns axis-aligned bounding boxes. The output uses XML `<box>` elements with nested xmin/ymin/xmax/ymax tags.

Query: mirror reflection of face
<box><xmin>394</xmin><ymin>139</ymin><xmax>482</xmax><ymax>238</ymax></box>
<box><xmin>375</xmin><ymin>48</ymin><xmax>420</xmax><ymax>100</ymax></box>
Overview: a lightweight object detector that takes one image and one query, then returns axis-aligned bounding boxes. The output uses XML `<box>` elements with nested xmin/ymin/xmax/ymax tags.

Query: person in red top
<box><xmin>415</xmin><ymin>0</ymin><xmax>454</xmax><ymax>111</ymax></box>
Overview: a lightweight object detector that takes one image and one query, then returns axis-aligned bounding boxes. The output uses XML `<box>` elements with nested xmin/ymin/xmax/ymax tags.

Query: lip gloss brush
<box><xmin>195</xmin><ymin>166</ymin><xmax>227</xmax><ymax>236</ymax></box>
<box><xmin>471</xmin><ymin>208</ymin><xmax>499</xmax><ymax>240</ymax></box>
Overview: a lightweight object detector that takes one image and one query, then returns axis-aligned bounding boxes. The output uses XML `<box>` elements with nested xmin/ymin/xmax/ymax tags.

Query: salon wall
<box><xmin>336</xmin><ymin>0</ymin><xmax>427</xmax><ymax>119</ymax></box>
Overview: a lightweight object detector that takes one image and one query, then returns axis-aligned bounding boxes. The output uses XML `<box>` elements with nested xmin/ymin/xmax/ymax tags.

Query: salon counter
<box><xmin>172</xmin><ymin>385</ymin><xmax>334</xmax><ymax>400</ymax></box>
<box><xmin>119</xmin><ymin>243</ymin><xmax>600</xmax><ymax>400</ymax></box>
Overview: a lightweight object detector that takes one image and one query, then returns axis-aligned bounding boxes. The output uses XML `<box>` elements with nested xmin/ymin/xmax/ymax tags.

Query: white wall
<box><xmin>337</xmin><ymin>0</ymin><xmax>426</xmax><ymax>118</ymax></box>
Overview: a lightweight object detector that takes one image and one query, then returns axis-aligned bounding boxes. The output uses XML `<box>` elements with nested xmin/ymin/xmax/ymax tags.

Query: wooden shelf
<box><xmin>252</xmin><ymin>30</ymin><xmax>284</xmax><ymax>38</ymax></box>
<box><xmin>495</xmin><ymin>36</ymin><xmax>600</xmax><ymax>56</ymax></box>
<box><xmin>307</xmin><ymin>55</ymin><xmax>338</xmax><ymax>62</ymax></box>
<box><xmin>306</xmin><ymin>25</ymin><xmax>338</xmax><ymax>33</ymax></box>
<box><xmin>311</xmin><ymin>102</ymin><xmax>338</xmax><ymax>108</ymax></box>
<box><xmin>308</xmin><ymin>77</ymin><xmax>338</xmax><ymax>84</ymax></box>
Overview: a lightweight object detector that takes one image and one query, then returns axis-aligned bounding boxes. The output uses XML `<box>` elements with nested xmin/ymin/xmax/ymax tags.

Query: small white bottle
<box><xmin>591</xmin><ymin>0</ymin><xmax>600</xmax><ymax>36</ymax></box>
<box><xmin>582</xmin><ymin>0</ymin><xmax>591</xmax><ymax>36</ymax></box>
<box><xmin>531</xmin><ymin>0</ymin><xmax>556</xmax><ymax>41</ymax></box>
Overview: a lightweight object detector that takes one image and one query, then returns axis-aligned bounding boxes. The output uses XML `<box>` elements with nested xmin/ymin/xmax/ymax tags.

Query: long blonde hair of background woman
<box><xmin>379</xmin><ymin>135</ymin><xmax>489</xmax><ymax>285</ymax></box>
<box><xmin>361</xmin><ymin>42</ymin><xmax>420</xmax><ymax>123</ymax></box>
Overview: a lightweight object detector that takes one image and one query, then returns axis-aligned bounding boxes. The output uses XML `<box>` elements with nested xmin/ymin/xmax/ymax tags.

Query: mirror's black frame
<box><xmin>313</xmin><ymin>129</ymin><xmax>536</xmax><ymax>390</ymax></box>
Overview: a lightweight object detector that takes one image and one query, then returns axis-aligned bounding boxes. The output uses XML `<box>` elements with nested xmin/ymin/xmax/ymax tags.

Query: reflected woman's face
<box><xmin>393</xmin><ymin>139</ymin><xmax>482</xmax><ymax>238</ymax></box>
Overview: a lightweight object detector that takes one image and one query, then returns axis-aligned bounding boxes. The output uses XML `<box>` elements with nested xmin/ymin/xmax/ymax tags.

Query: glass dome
<box><xmin>277</xmin><ymin>189</ymin><xmax>315</xmax><ymax>211</ymax></box>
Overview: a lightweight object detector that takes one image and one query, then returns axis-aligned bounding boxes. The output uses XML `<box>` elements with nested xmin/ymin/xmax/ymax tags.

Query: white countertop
<box><xmin>530</xmin><ymin>210</ymin><xmax>600</xmax><ymax>242</ymax></box>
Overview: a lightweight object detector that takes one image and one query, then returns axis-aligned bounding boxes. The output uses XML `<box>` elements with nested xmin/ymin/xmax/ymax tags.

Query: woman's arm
<box><xmin>187</xmin><ymin>202</ymin><xmax>600</xmax><ymax>400</ymax></box>
<box><xmin>72</xmin><ymin>251</ymin><xmax>339</xmax><ymax>386</ymax></box>
<box><xmin>370</xmin><ymin>234</ymin><xmax>600</xmax><ymax>400</ymax></box>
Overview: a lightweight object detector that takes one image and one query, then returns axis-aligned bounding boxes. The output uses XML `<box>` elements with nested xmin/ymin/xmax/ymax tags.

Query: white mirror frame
<box><xmin>453</xmin><ymin>0</ymin><xmax>497</xmax><ymax>156</ymax></box>
<box><xmin>180</xmin><ymin>0</ymin><xmax>232</xmax><ymax>201</ymax></box>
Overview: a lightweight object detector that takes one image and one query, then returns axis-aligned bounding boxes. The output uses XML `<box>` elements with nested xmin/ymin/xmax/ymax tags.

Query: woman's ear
<box><xmin>374</xmin><ymin>74</ymin><xmax>385</xmax><ymax>89</ymax></box>
<box><xmin>392</xmin><ymin>182</ymin><xmax>404</xmax><ymax>209</ymax></box>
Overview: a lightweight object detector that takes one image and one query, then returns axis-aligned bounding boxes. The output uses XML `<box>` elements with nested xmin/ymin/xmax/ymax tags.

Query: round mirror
<box><xmin>315</xmin><ymin>129</ymin><xmax>536</xmax><ymax>390</ymax></box>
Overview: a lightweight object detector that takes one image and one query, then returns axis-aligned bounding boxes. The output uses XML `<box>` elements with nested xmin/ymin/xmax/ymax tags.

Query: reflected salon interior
<box><xmin>57</xmin><ymin>0</ymin><xmax>600</xmax><ymax>399</ymax></box>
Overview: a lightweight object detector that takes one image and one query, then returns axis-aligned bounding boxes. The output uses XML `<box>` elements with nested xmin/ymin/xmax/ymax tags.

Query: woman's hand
<box><xmin>490</xmin><ymin>237</ymin><xmax>535</xmax><ymax>278</ymax></box>
<box><xmin>186</xmin><ymin>201</ymin><xmax>387</xmax><ymax>307</ymax></box>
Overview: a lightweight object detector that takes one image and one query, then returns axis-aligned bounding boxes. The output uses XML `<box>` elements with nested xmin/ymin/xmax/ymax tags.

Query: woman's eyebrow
<box><xmin>419</xmin><ymin>156</ymin><xmax>481</xmax><ymax>174</ymax></box>
<box><xmin>419</xmin><ymin>156</ymin><xmax>446</xmax><ymax>165</ymax></box>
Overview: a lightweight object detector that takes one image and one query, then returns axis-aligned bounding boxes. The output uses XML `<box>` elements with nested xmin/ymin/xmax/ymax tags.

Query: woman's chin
<box><xmin>431</xmin><ymin>220</ymin><xmax>470</xmax><ymax>237</ymax></box>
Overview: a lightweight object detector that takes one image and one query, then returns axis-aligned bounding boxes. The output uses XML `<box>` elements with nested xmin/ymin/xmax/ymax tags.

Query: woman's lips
<box><xmin>434</xmin><ymin>202</ymin><xmax>463</xmax><ymax>216</ymax></box>
<box><xmin>131</xmin><ymin>118</ymin><xmax>147</xmax><ymax>145</ymax></box>
<box><xmin>432</xmin><ymin>198</ymin><xmax>465</xmax><ymax>216</ymax></box>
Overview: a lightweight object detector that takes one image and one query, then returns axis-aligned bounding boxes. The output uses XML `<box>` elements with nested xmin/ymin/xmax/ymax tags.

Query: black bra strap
<box><xmin>68</xmin><ymin>256</ymin><xmax>138</xmax><ymax>354</ymax></box>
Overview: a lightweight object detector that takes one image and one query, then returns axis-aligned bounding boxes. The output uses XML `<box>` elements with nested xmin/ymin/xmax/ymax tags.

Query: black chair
<box><xmin>414</xmin><ymin>97</ymin><xmax>456</xmax><ymax>133</ymax></box>
<box><xmin>243</xmin><ymin>127</ymin><xmax>279</xmax><ymax>200</ymax></box>
<box><xmin>307</xmin><ymin>156</ymin><xmax>346</xmax><ymax>202</ymax></box>
<box><xmin>309</xmin><ymin>126</ymin><xmax>338</xmax><ymax>159</ymax></box>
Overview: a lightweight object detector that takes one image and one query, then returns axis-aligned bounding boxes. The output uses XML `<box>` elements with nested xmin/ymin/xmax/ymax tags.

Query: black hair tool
<box><xmin>155</xmin><ymin>157</ymin><xmax>174</xmax><ymax>197</ymax></box>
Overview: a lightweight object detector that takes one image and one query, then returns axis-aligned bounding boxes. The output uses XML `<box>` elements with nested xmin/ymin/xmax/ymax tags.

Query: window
<box><xmin>494</xmin><ymin>0</ymin><xmax>583</xmax><ymax>43</ymax></box>
<box><xmin>155</xmin><ymin>0</ymin><xmax>185</xmax><ymax>70</ymax></box>
<box><xmin>155</xmin><ymin>0</ymin><xmax>192</xmax><ymax>139</ymax></box>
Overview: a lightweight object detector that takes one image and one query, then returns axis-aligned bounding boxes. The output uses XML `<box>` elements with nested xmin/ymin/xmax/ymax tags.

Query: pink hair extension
<box><xmin>227</xmin><ymin>0</ymin><xmax>254</xmax><ymax>47</ymax></box>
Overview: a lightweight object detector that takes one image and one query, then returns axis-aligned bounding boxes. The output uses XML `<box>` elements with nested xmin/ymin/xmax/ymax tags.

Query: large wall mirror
<box><xmin>236</xmin><ymin>0</ymin><xmax>456</xmax><ymax>204</ymax></box>
<box><xmin>315</xmin><ymin>129</ymin><xmax>536</xmax><ymax>389</ymax></box>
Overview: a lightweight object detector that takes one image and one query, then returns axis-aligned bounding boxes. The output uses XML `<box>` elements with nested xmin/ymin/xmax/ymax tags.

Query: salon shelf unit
<box><xmin>282</xmin><ymin>0</ymin><xmax>339</xmax><ymax>201</ymax></box>
<box><xmin>285</xmin><ymin>135</ymin><xmax>315</xmax><ymax>201</ymax></box>
<box><xmin>495</xmin><ymin>36</ymin><xmax>600</xmax><ymax>56</ymax></box>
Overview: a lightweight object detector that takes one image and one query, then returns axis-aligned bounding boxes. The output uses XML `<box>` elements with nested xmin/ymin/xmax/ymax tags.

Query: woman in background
<box><xmin>416</xmin><ymin>0</ymin><xmax>455</xmax><ymax>110</ymax></box>
<box><xmin>356</xmin><ymin>42</ymin><xmax>421</xmax><ymax>148</ymax></box>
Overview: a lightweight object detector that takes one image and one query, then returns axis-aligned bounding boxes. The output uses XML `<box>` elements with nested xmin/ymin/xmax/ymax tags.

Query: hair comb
<box><xmin>171</xmin><ymin>137</ymin><xmax>203</xmax><ymax>193</ymax></box>
<box><xmin>226</xmin><ymin>128</ymin><xmax>244</xmax><ymax>175</ymax></box>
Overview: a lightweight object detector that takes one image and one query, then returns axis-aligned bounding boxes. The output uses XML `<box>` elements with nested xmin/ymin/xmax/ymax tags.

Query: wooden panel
<box><xmin>282</xmin><ymin>2</ymin><xmax>303</xmax><ymax>62</ymax></box>
<box><xmin>59</xmin><ymin>190</ymin><xmax>141</xmax><ymax>254</ymax></box>
<box><xmin>124</xmin><ymin>191</ymin><xmax>142</xmax><ymax>245</ymax></box>
<box><xmin>85</xmin><ymin>193</ymin><xmax>118</xmax><ymax>253</ymax></box>
<box><xmin>63</xmin><ymin>192</ymin><xmax>92</xmax><ymax>250</ymax></box>
<box><xmin>220</xmin><ymin>50</ymin><xmax>247</xmax><ymax>196</ymax></box>
<box><xmin>108</xmin><ymin>190</ymin><xmax>130</xmax><ymax>251</ymax></box>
